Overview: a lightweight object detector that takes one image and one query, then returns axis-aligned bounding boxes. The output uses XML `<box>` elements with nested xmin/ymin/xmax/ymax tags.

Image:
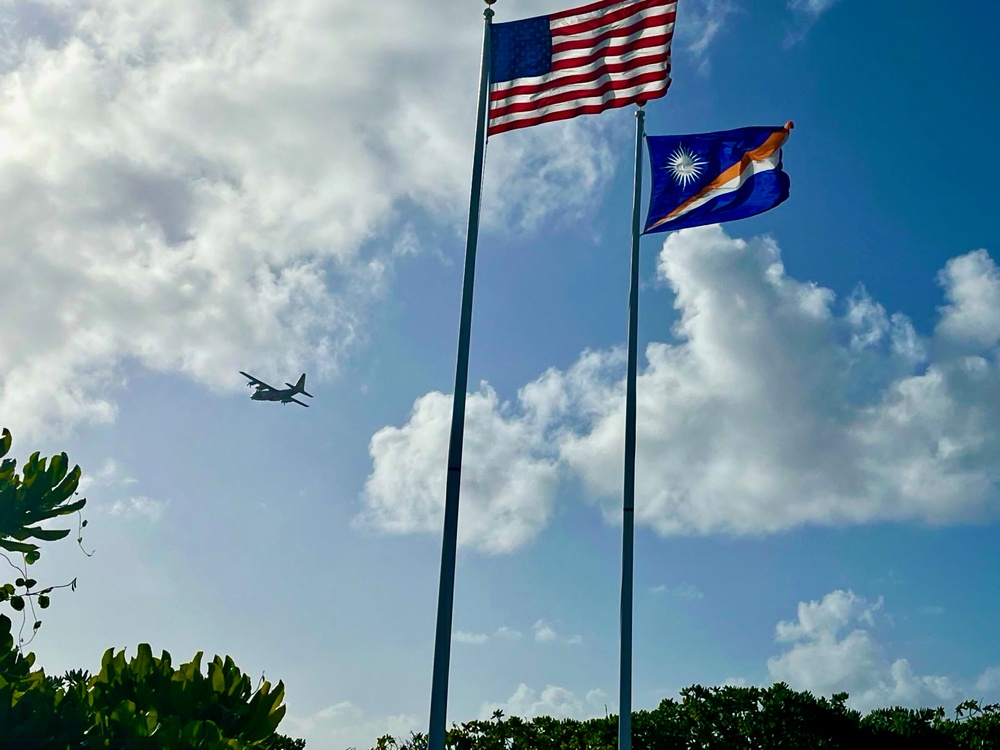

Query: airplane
<box><xmin>239</xmin><ymin>371</ymin><xmax>313</xmax><ymax>407</ymax></box>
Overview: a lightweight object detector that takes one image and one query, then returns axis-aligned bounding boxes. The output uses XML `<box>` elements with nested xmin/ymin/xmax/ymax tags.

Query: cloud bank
<box><xmin>0</xmin><ymin>0</ymin><xmax>615</xmax><ymax>437</ymax></box>
<box><xmin>768</xmin><ymin>590</ymin><xmax>998</xmax><ymax>711</ymax></box>
<box><xmin>364</xmin><ymin>226</ymin><xmax>1000</xmax><ymax>550</ymax></box>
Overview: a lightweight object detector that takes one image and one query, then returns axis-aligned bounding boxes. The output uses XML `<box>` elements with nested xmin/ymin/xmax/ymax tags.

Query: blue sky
<box><xmin>2</xmin><ymin>0</ymin><xmax>1000</xmax><ymax>747</ymax></box>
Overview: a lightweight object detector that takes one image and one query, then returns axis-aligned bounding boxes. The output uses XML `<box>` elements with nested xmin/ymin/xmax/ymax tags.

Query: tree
<box><xmin>378</xmin><ymin>684</ymin><xmax>1000</xmax><ymax>750</ymax></box>
<box><xmin>0</xmin><ymin>427</ymin><xmax>86</xmax><ymax>641</ymax></box>
<box><xmin>0</xmin><ymin>427</ymin><xmax>306</xmax><ymax>748</ymax></box>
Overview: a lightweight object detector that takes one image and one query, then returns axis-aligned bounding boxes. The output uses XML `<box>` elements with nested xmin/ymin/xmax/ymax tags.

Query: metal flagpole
<box><xmin>619</xmin><ymin>105</ymin><xmax>645</xmax><ymax>750</ymax></box>
<box><xmin>428</xmin><ymin>5</ymin><xmax>494</xmax><ymax>750</ymax></box>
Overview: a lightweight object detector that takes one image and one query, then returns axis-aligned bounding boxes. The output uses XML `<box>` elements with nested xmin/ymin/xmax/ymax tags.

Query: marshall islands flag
<box><xmin>643</xmin><ymin>122</ymin><xmax>793</xmax><ymax>234</ymax></box>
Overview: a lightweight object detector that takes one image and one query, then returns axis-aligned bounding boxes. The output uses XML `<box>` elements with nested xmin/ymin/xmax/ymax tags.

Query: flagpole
<box><xmin>428</xmin><ymin>5</ymin><xmax>494</xmax><ymax>750</ymax></box>
<box><xmin>619</xmin><ymin>104</ymin><xmax>644</xmax><ymax>750</ymax></box>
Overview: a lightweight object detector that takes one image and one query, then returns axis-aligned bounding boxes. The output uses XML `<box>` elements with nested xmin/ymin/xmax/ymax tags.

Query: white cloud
<box><xmin>651</xmin><ymin>583</ymin><xmax>705</xmax><ymax>600</ymax></box>
<box><xmin>77</xmin><ymin>458</ymin><xmax>136</xmax><ymax>496</ymax></box>
<box><xmin>78</xmin><ymin>458</ymin><xmax>163</xmax><ymax>523</ymax></box>
<box><xmin>533</xmin><ymin>620</ymin><xmax>558</xmax><ymax>643</ymax></box>
<box><xmin>284</xmin><ymin>701</ymin><xmax>421</xmax><ymax>750</ymax></box>
<box><xmin>976</xmin><ymin>666</ymin><xmax>1000</xmax><ymax>693</ymax></box>
<box><xmin>0</xmin><ymin>0</ymin><xmax>616</xmax><ymax>439</ymax></box>
<box><xmin>367</xmin><ymin>227</ymin><xmax>1000</xmax><ymax>549</ymax></box>
<box><xmin>774</xmin><ymin>589</ymin><xmax>882</xmax><ymax>643</ymax></box>
<box><xmin>358</xmin><ymin>385</ymin><xmax>560</xmax><ymax>555</ymax></box>
<box><xmin>586</xmin><ymin>688</ymin><xmax>609</xmax><ymax>709</ymax></box>
<box><xmin>106</xmin><ymin>495</ymin><xmax>167</xmax><ymax>522</ymax></box>
<box><xmin>936</xmin><ymin>250</ymin><xmax>1000</xmax><ymax>350</ymax></box>
<box><xmin>479</xmin><ymin>683</ymin><xmax>606</xmax><ymax>720</ymax></box>
<box><xmin>766</xmin><ymin>590</ymin><xmax>992</xmax><ymax>712</ymax></box>
<box><xmin>496</xmin><ymin>626</ymin><xmax>523</xmax><ymax>640</ymax></box>
<box><xmin>532</xmin><ymin>619</ymin><xmax>583</xmax><ymax>645</ymax></box>
<box><xmin>454</xmin><ymin>630</ymin><xmax>489</xmax><ymax>645</ymax></box>
<box><xmin>560</xmin><ymin>227</ymin><xmax>1000</xmax><ymax>536</ymax></box>
<box><xmin>677</xmin><ymin>0</ymin><xmax>739</xmax><ymax>73</ymax></box>
<box><xmin>788</xmin><ymin>0</ymin><xmax>840</xmax><ymax>16</ymax></box>
<box><xmin>786</xmin><ymin>0</ymin><xmax>841</xmax><ymax>45</ymax></box>
<box><xmin>77</xmin><ymin>456</ymin><xmax>164</xmax><ymax>521</ymax></box>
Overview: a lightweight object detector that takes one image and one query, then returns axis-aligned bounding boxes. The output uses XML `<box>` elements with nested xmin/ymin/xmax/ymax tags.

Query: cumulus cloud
<box><xmin>365</xmin><ymin>226</ymin><xmax>1000</xmax><ymax>551</ymax></box>
<box><xmin>563</xmin><ymin>227</ymin><xmax>1000</xmax><ymax>536</ymax></box>
<box><xmin>105</xmin><ymin>495</ymin><xmax>167</xmax><ymax>522</ymax></box>
<box><xmin>358</xmin><ymin>385</ymin><xmax>560</xmax><ymax>554</ymax></box>
<box><xmin>0</xmin><ymin>0</ymin><xmax>616</xmax><ymax>438</ymax></box>
<box><xmin>533</xmin><ymin>620</ymin><xmax>558</xmax><ymax>643</ymax></box>
<box><xmin>284</xmin><ymin>701</ymin><xmax>421</xmax><ymax>750</ymax></box>
<box><xmin>531</xmin><ymin>619</ymin><xmax>582</xmax><ymax>645</ymax></box>
<box><xmin>767</xmin><ymin>590</ymin><xmax>1000</xmax><ymax>711</ymax></box>
<box><xmin>479</xmin><ymin>683</ymin><xmax>606</xmax><ymax>720</ymax></box>
<box><xmin>76</xmin><ymin>457</ymin><xmax>165</xmax><ymax>521</ymax></box>
<box><xmin>936</xmin><ymin>250</ymin><xmax>1000</xmax><ymax>350</ymax></box>
<box><xmin>454</xmin><ymin>630</ymin><xmax>490</xmax><ymax>645</ymax></box>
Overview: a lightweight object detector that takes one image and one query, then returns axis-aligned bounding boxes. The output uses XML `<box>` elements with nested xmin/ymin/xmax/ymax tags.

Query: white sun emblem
<box><xmin>666</xmin><ymin>145</ymin><xmax>706</xmax><ymax>188</ymax></box>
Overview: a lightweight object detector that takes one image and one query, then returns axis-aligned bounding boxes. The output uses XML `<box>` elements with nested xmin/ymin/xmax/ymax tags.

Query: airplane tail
<box><xmin>286</xmin><ymin>373</ymin><xmax>313</xmax><ymax>398</ymax></box>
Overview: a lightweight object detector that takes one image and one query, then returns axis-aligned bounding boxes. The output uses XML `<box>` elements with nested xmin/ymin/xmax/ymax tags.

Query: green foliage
<box><xmin>0</xmin><ymin>622</ymin><xmax>302</xmax><ymax>748</ymax></box>
<box><xmin>1</xmin><ymin>427</ymin><xmax>87</xmax><ymax>642</ymax></box>
<box><xmin>0</xmin><ymin>428</ymin><xmax>305</xmax><ymax>748</ymax></box>
<box><xmin>380</xmin><ymin>684</ymin><xmax>1000</xmax><ymax>750</ymax></box>
<box><xmin>0</xmin><ymin>612</ymin><xmax>94</xmax><ymax>746</ymax></box>
<box><xmin>85</xmin><ymin>644</ymin><xmax>288</xmax><ymax>746</ymax></box>
<box><xmin>0</xmin><ymin>428</ymin><xmax>86</xmax><ymax>559</ymax></box>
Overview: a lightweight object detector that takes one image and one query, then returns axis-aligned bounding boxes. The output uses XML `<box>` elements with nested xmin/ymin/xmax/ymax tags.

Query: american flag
<box><xmin>488</xmin><ymin>0</ymin><xmax>676</xmax><ymax>136</ymax></box>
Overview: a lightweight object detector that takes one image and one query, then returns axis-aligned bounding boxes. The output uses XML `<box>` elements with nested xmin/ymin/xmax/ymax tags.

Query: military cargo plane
<box><xmin>239</xmin><ymin>371</ymin><xmax>313</xmax><ymax>407</ymax></box>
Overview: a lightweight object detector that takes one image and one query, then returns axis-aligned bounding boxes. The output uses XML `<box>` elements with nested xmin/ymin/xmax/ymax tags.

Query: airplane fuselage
<box><xmin>251</xmin><ymin>388</ymin><xmax>298</xmax><ymax>403</ymax></box>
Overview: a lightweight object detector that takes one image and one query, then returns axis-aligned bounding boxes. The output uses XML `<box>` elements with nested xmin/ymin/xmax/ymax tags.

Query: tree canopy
<box><xmin>0</xmin><ymin>427</ymin><xmax>305</xmax><ymax>749</ymax></box>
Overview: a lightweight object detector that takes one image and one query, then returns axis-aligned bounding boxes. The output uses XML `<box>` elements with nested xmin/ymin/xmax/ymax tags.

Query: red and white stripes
<box><xmin>488</xmin><ymin>0</ymin><xmax>676</xmax><ymax>136</ymax></box>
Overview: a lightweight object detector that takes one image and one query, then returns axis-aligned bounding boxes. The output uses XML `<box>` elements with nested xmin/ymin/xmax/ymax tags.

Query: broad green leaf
<box><xmin>35</xmin><ymin>497</ymin><xmax>86</xmax><ymax>522</ymax></box>
<box><xmin>22</xmin><ymin>527</ymin><xmax>71</xmax><ymax>542</ymax></box>
<box><xmin>48</xmin><ymin>453</ymin><xmax>67</xmax><ymax>485</ymax></box>
<box><xmin>0</xmin><ymin>429</ymin><xmax>10</xmax><ymax>459</ymax></box>
<box><xmin>134</xmin><ymin>643</ymin><xmax>153</xmax><ymax>679</ymax></box>
<box><xmin>46</xmin><ymin>471</ymin><xmax>81</xmax><ymax>506</ymax></box>
<box><xmin>210</xmin><ymin>661</ymin><xmax>226</xmax><ymax>693</ymax></box>
<box><xmin>0</xmin><ymin>539</ymin><xmax>37</xmax><ymax>554</ymax></box>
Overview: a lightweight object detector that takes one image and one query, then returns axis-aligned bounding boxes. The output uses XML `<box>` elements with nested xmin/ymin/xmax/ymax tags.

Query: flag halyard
<box><xmin>489</xmin><ymin>0</ymin><xmax>677</xmax><ymax>136</ymax></box>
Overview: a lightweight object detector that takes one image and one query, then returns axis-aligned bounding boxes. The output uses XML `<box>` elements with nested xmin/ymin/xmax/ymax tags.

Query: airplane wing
<box><xmin>287</xmin><ymin>398</ymin><xmax>309</xmax><ymax>408</ymax></box>
<box><xmin>239</xmin><ymin>371</ymin><xmax>278</xmax><ymax>391</ymax></box>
